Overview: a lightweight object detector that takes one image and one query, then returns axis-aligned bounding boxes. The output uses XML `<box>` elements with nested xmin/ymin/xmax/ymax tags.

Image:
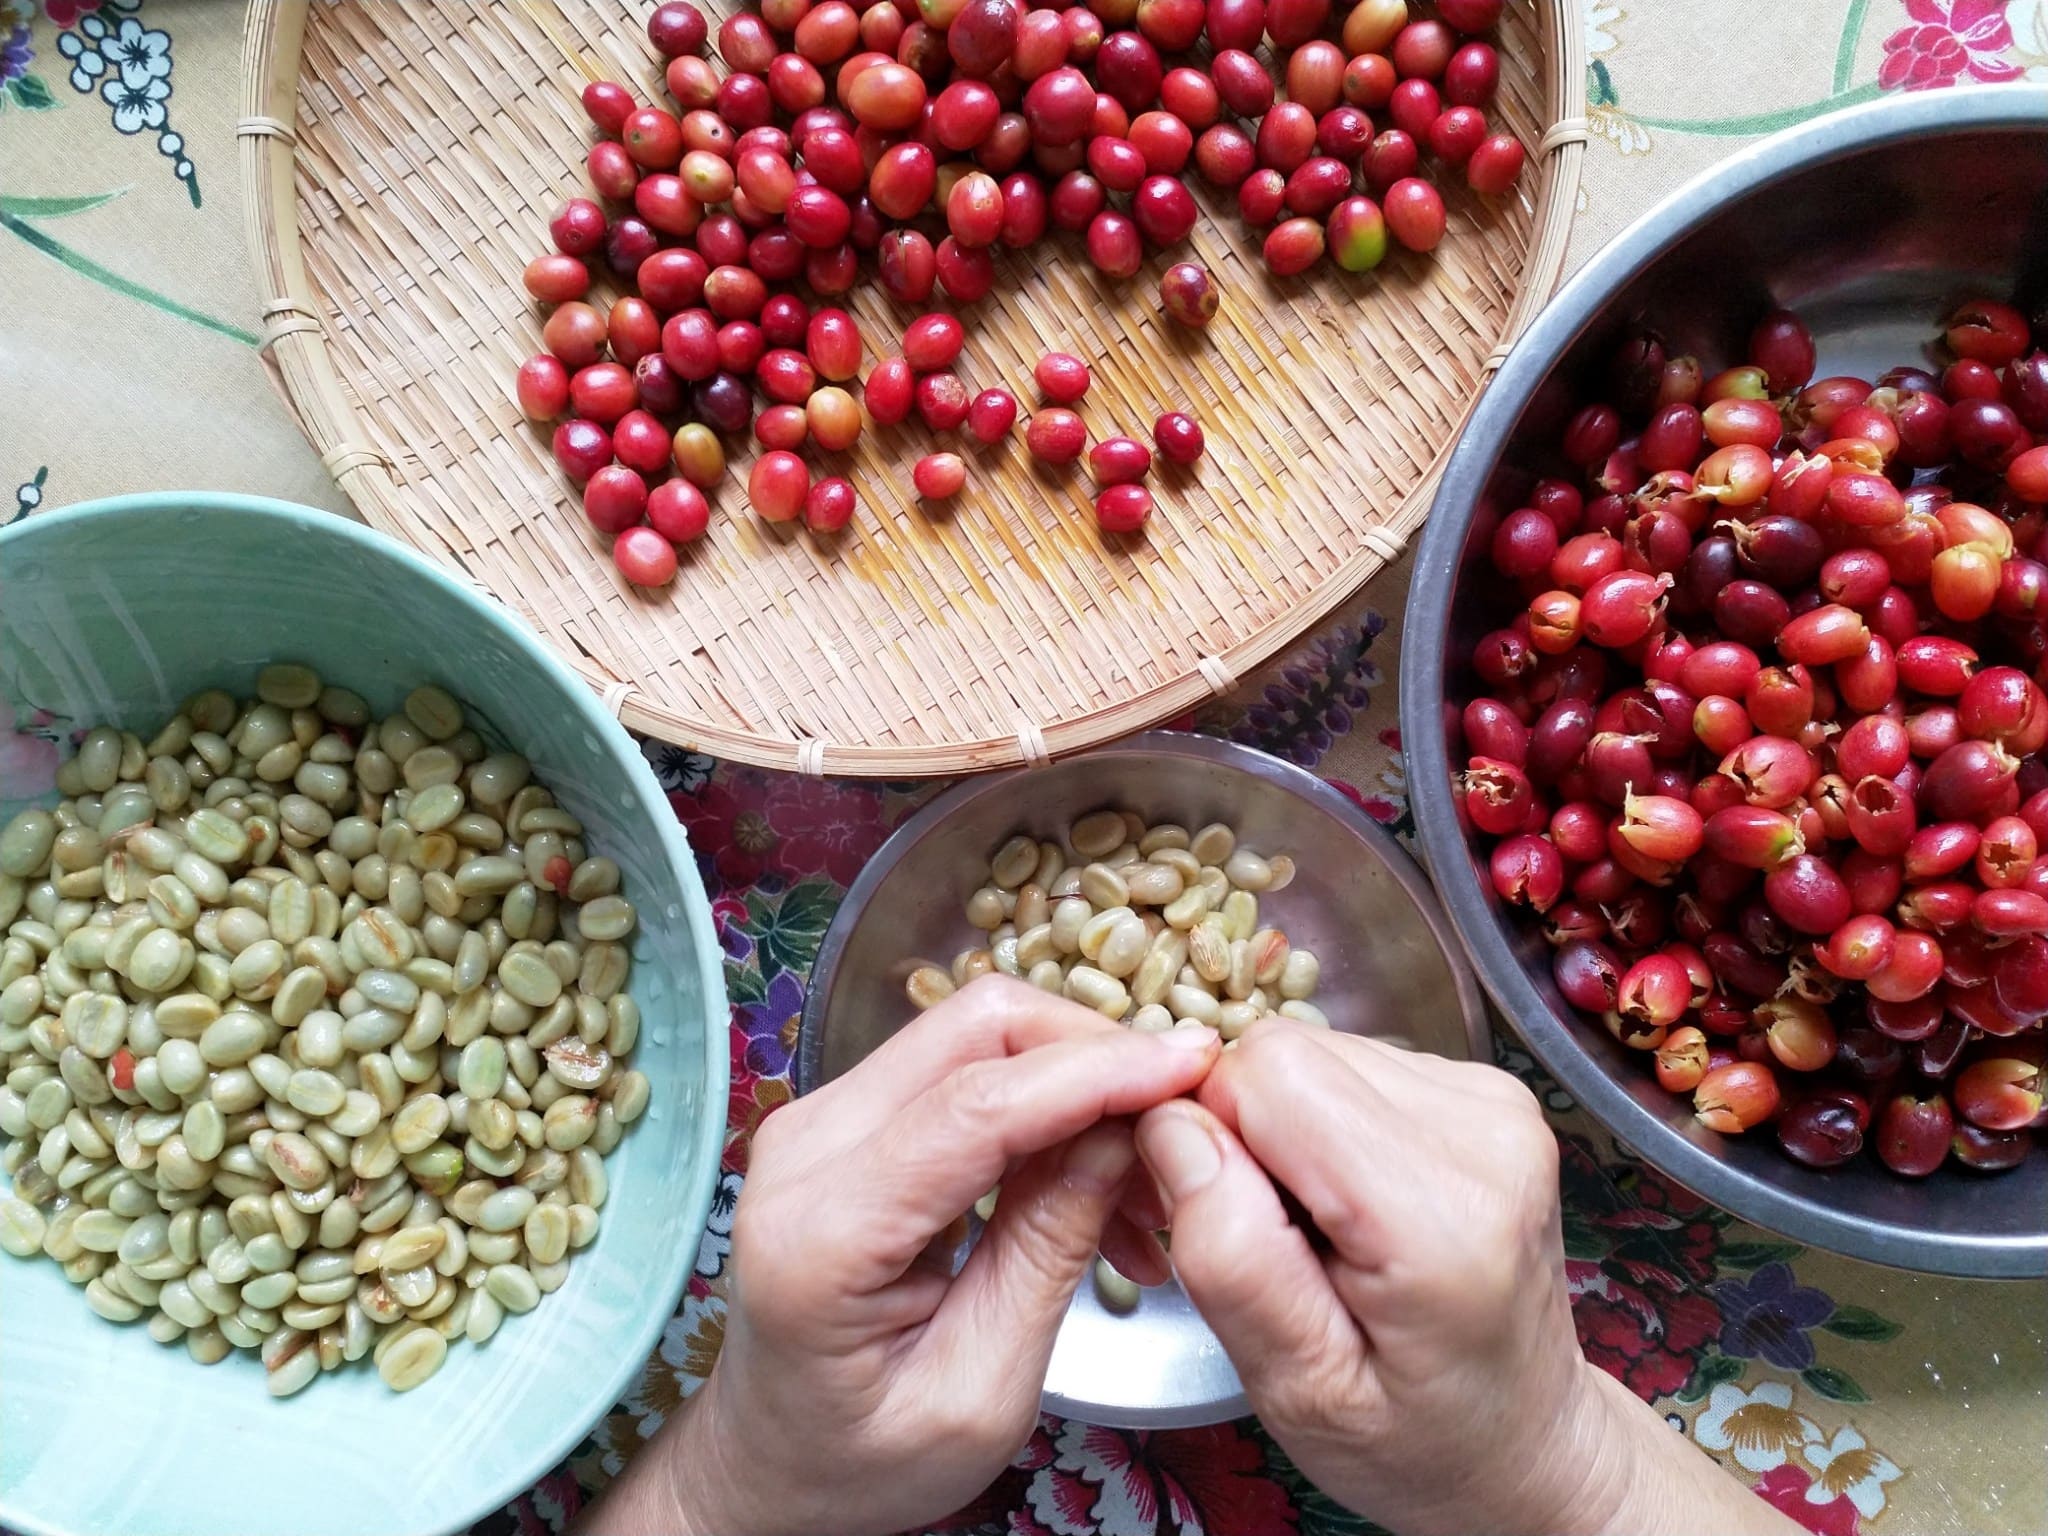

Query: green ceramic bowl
<box><xmin>0</xmin><ymin>495</ymin><xmax>728</xmax><ymax>1536</ymax></box>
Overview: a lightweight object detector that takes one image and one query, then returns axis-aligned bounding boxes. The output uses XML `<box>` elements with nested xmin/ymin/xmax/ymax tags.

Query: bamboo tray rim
<box><xmin>239</xmin><ymin>0</ymin><xmax>1586</xmax><ymax>777</ymax></box>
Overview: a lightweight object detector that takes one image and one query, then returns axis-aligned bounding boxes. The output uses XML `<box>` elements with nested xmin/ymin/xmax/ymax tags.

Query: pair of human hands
<box><xmin>588</xmin><ymin>977</ymin><xmax>1796</xmax><ymax>1536</ymax></box>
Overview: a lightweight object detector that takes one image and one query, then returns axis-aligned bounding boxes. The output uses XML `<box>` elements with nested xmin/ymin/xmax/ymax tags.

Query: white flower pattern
<box><xmin>104</xmin><ymin>15</ymin><xmax>169</xmax><ymax>87</ymax></box>
<box><xmin>1022</xmin><ymin>1423</ymin><xmax>1159</xmax><ymax>1536</ymax></box>
<box><xmin>1590</xmin><ymin>105</ymin><xmax>1652</xmax><ymax>154</ymax></box>
<box><xmin>1802</xmin><ymin>1425</ymin><xmax>1904</xmax><ymax>1520</ymax></box>
<box><xmin>54</xmin><ymin>26</ymin><xmax>103</xmax><ymax>91</ymax></box>
<box><xmin>1585</xmin><ymin>1</ymin><xmax>1624</xmax><ymax>55</ymax></box>
<box><xmin>693</xmin><ymin>1169</ymin><xmax>742</xmax><ymax>1280</ymax></box>
<box><xmin>52</xmin><ymin>2</ymin><xmax>195</xmax><ymax>194</ymax></box>
<box><xmin>2010</xmin><ymin>0</ymin><xmax>2048</xmax><ymax>78</ymax></box>
<box><xmin>1692</xmin><ymin>1381</ymin><xmax>1821</xmax><ymax>1474</ymax></box>
<box><xmin>1583</xmin><ymin>4</ymin><xmax>1652</xmax><ymax>158</ymax></box>
<box><xmin>99</xmin><ymin>68</ymin><xmax>165</xmax><ymax>130</ymax></box>
<box><xmin>617</xmin><ymin>1289</ymin><xmax>723</xmax><ymax>1443</ymax></box>
<box><xmin>640</xmin><ymin>737</ymin><xmax>715</xmax><ymax>793</ymax></box>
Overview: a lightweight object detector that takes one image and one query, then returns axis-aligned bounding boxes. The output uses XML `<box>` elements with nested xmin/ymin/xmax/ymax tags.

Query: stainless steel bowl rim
<box><xmin>1403</xmin><ymin>87</ymin><xmax>2048</xmax><ymax>1280</ymax></box>
<box><xmin>799</xmin><ymin>729</ymin><xmax>1489</xmax><ymax>1094</ymax></box>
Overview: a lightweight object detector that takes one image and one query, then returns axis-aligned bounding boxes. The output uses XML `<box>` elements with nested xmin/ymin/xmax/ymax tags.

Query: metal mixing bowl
<box><xmin>798</xmin><ymin>731</ymin><xmax>1489</xmax><ymax>1425</ymax></box>
<box><xmin>1402</xmin><ymin>88</ymin><xmax>2048</xmax><ymax>1280</ymax></box>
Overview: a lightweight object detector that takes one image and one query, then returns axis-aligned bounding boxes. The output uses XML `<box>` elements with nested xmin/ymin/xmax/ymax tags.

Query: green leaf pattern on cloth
<box><xmin>1803</xmin><ymin>1365</ymin><xmax>1874</xmax><ymax>1405</ymax></box>
<box><xmin>1822</xmin><ymin>1307</ymin><xmax>1906</xmax><ymax>1344</ymax></box>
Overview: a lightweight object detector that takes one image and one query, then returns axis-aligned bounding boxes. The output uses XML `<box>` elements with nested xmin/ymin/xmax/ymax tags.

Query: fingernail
<box><xmin>1137</xmin><ymin>1110</ymin><xmax>1220</xmax><ymax>1203</ymax></box>
<box><xmin>1063</xmin><ymin>1123</ymin><xmax>1136</xmax><ymax>1194</ymax></box>
<box><xmin>1159</xmin><ymin>1022</ymin><xmax>1218</xmax><ymax>1052</ymax></box>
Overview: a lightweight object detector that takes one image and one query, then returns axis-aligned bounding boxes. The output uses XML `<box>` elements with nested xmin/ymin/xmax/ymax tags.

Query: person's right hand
<box><xmin>1134</xmin><ymin>1020</ymin><xmax>1802</xmax><ymax>1536</ymax></box>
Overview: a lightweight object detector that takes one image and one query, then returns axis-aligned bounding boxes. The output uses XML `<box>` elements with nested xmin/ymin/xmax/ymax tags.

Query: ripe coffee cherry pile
<box><xmin>1464</xmin><ymin>297</ymin><xmax>2048</xmax><ymax>1178</ymax></box>
<box><xmin>513</xmin><ymin>0</ymin><xmax>1523</xmax><ymax>585</ymax></box>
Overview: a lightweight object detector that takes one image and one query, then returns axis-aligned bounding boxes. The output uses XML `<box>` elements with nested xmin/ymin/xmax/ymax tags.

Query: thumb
<box><xmin>934</xmin><ymin>1121</ymin><xmax>1135</xmax><ymax>1387</ymax></box>
<box><xmin>1135</xmin><ymin>1101</ymin><xmax>1362</xmax><ymax>1386</ymax></box>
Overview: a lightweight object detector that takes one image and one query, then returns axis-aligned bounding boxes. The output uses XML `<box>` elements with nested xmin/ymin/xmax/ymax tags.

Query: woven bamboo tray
<box><xmin>241</xmin><ymin>0</ymin><xmax>1582</xmax><ymax>776</ymax></box>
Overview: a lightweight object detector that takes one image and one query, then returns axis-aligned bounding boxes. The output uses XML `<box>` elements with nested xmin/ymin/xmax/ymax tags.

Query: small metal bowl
<box><xmin>1403</xmin><ymin>87</ymin><xmax>2048</xmax><ymax>1279</ymax></box>
<box><xmin>798</xmin><ymin>731</ymin><xmax>1488</xmax><ymax>1426</ymax></box>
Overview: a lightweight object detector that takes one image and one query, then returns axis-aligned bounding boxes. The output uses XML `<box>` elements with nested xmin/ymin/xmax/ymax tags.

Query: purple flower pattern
<box><xmin>1230</xmin><ymin>616</ymin><xmax>1386</xmax><ymax>768</ymax></box>
<box><xmin>736</xmin><ymin>967</ymin><xmax>805</xmax><ymax>1077</ymax></box>
<box><xmin>1</xmin><ymin>20</ymin><xmax>31</xmax><ymax>89</ymax></box>
<box><xmin>1711</xmin><ymin>1262</ymin><xmax>1839</xmax><ymax>1372</ymax></box>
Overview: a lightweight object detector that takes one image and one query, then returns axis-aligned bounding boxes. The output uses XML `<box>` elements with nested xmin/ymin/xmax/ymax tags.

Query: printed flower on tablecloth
<box><xmin>764</xmin><ymin>776</ymin><xmax>890</xmax><ymax>887</ymax></box>
<box><xmin>1583</xmin><ymin>5</ymin><xmax>1651</xmax><ymax>156</ymax></box>
<box><xmin>693</xmin><ymin>1169</ymin><xmax>743</xmax><ymax>1280</ymax></box>
<box><xmin>671</xmin><ymin>770</ymin><xmax>887</xmax><ymax>892</ymax></box>
<box><xmin>98</xmin><ymin>11</ymin><xmax>164</xmax><ymax>84</ymax></box>
<box><xmin>571</xmin><ymin>1410</ymin><xmax>641</xmax><ymax>1490</ymax></box>
<box><xmin>1328</xmin><ymin>726</ymin><xmax>1411</xmax><ymax>832</ymax></box>
<box><xmin>1753</xmin><ymin>1467</ymin><xmax>1862</xmax><ymax>1536</ymax></box>
<box><xmin>519</xmin><ymin>1469</ymin><xmax>586</xmax><ymax>1536</ymax></box>
<box><xmin>673</xmin><ymin>778</ymin><xmax>778</xmax><ymax>889</ymax></box>
<box><xmin>52</xmin><ymin>12</ymin><xmax>98</xmax><ymax>88</ymax></box>
<box><xmin>2010</xmin><ymin>0</ymin><xmax>2048</xmax><ymax>75</ymax></box>
<box><xmin>641</xmin><ymin>737</ymin><xmax>714</xmax><ymax>795</ymax></box>
<box><xmin>1585</xmin><ymin>0</ymin><xmax>1622</xmax><ymax>52</ymax></box>
<box><xmin>1328</xmin><ymin>778</ymin><xmax>1385</xmax><ymax>820</ymax></box>
<box><xmin>1590</xmin><ymin>96</ymin><xmax>1650</xmax><ymax>153</ymax></box>
<box><xmin>51</xmin><ymin>4</ymin><xmax>198</xmax><ymax>198</ymax></box>
<box><xmin>1710</xmin><ymin>1262</ymin><xmax>1838</xmax><ymax>1371</ymax></box>
<box><xmin>1692</xmin><ymin>1381</ymin><xmax>1820</xmax><ymax>1473</ymax></box>
<box><xmin>724</xmin><ymin>1026</ymin><xmax>793</xmax><ymax>1173</ymax></box>
<box><xmin>0</xmin><ymin>31</ymin><xmax>29</xmax><ymax>91</ymax></box>
<box><xmin>711</xmin><ymin>891</ymin><xmax>753</xmax><ymax>964</ymax></box>
<box><xmin>1800</xmin><ymin>1425</ymin><xmax>1904</xmax><ymax>1522</ymax></box>
<box><xmin>1013</xmin><ymin>1419</ymin><xmax>1295</xmax><ymax>1536</ymax></box>
<box><xmin>1556</xmin><ymin>1138</ymin><xmax>1725</xmax><ymax>1399</ymax></box>
<box><xmin>41</xmin><ymin>0</ymin><xmax>100</xmax><ymax>25</ymax></box>
<box><xmin>98</xmin><ymin>65</ymin><xmax>162</xmax><ymax>129</ymax></box>
<box><xmin>618</xmin><ymin>1288</ymin><xmax>725</xmax><ymax>1445</ymax></box>
<box><xmin>1231</xmin><ymin>617</ymin><xmax>1385</xmax><ymax>769</ymax></box>
<box><xmin>476</xmin><ymin>1466</ymin><xmax>588</xmax><ymax>1536</ymax></box>
<box><xmin>735</xmin><ymin>968</ymin><xmax>805</xmax><ymax>1077</ymax></box>
<box><xmin>1571</xmin><ymin>1263</ymin><xmax>1722</xmax><ymax>1400</ymax></box>
<box><xmin>1</xmin><ymin>0</ymin><xmax>37</xmax><ymax>99</ymax></box>
<box><xmin>1879</xmin><ymin>0</ymin><xmax>2023</xmax><ymax>89</ymax></box>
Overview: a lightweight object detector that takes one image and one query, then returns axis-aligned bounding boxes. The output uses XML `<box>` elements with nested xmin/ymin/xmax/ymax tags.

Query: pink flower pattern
<box><xmin>1878</xmin><ymin>0</ymin><xmax>2024</xmax><ymax>88</ymax></box>
<box><xmin>1753</xmin><ymin>1465</ymin><xmax>1863</xmax><ymax>1536</ymax></box>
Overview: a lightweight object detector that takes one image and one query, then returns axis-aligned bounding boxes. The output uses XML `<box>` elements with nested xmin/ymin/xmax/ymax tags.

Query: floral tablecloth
<box><xmin>3</xmin><ymin>3</ymin><xmax>2045</xmax><ymax>1534</ymax></box>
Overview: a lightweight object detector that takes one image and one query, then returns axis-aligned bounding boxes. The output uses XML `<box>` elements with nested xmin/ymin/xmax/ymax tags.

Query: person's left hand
<box><xmin>584</xmin><ymin>975</ymin><xmax>1220</xmax><ymax>1536</ymax></box>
